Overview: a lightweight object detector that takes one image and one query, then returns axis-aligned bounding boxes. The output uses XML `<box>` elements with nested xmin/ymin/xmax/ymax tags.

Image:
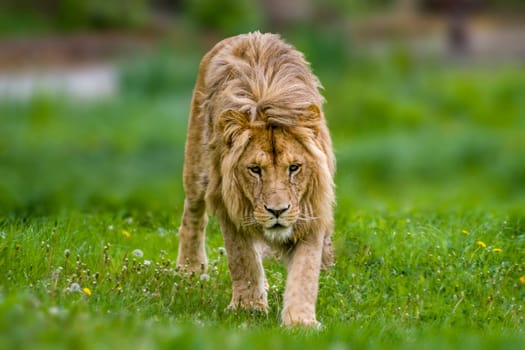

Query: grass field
<box><xmin>1</xmin><ymin>45</ymin><xmax>525</xmax><ymax>349</ymax></box>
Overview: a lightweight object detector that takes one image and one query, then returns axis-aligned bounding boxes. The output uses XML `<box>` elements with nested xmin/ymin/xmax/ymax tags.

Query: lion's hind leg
<box><xmin>321</xmin><ymin>233</ymin><xmax>334</xmax><ymax>269</ymax></box>
<box><xmin>176</xmin><ymin>91</ymin><xmax>209</xmax><ymax>273</ymax></box>
<box><xmin>177</xmin><ymin>195</ymin><xmax>208</xmax><ymax>273</ymax></box>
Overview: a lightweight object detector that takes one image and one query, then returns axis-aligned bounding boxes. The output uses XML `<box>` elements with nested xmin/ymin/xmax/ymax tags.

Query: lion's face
<box><xmin>235</xmin><ymin>126</ymin><xmax>312</xmax><ymax>242</ymax></box>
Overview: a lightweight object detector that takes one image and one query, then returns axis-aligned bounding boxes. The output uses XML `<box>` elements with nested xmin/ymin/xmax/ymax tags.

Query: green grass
<box><xmin>1</xmin><ymin>47</ymin><xmax>525</xmax><ymax>349</ymax></box>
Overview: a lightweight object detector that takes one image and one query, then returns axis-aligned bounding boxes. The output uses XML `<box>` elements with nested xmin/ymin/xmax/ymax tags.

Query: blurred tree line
<box><xmin>1</xmin><ymin>0</ymin><xmax>524</xmax><ymax>35</ymax></box>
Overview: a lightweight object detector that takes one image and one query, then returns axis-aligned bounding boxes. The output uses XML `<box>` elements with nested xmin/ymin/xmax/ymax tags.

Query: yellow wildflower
<box><xmin>83</xmin><ymin>287</ymin><xmax>92</xmax><ymax>296</ymax></box>
<box><xmin>492</xmin><ymin>248</ymin><xmax>502</xmax><ymax>253</ymax></box>
<box><xmin>461</xmin><ymin>229</ymin><xmax>470</xmax><ymax>235</ymax></box>
<box><xmin>520</xmin><ymin>277</ymin><xmax>525</xmax><ymax>285</ymax></box>
<box><xmin>122</xmin><ymin>230</ymin><xmax>131</xmax><ymax>238</ymax></box>
<box><xmin>476</xmin><ymin>241</ymin><xmax>487</xmax><ymax>248</ymax></box>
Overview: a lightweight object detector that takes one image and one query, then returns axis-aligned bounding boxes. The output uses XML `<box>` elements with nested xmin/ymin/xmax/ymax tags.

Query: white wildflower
<box><xmin>132</xmin><ymin>249</ymin><xmax>144</xmax><ymax>258</ymax></box>
<box><xmin>143</xmin><ymin>260</ymin><xmax>152</xmax><ymax>266</ymax></box>
<box><xmin>68</xmin><ymin>282</ymin><xmax>82</xmax><ymax>293</ymax></box>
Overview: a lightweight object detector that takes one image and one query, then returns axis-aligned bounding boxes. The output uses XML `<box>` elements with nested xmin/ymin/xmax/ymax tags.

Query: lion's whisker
<box><xmin>241</xmin><ymin>218</ymin><xmax>259</xmax><ymax>227</ymax></box>
<box><xmin>297</xmin><ymin>215</ymin><xmax>319</xmax><ymax>222</ymax></box>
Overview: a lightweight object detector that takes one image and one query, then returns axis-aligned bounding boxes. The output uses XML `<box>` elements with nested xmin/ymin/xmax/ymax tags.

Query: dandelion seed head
<box><xmin>144</xmin><ymin>260</ymin><xmax>152</xmax><ymax>266</ymax></box>
<box><xmin>200</xmin><ymin>273</ymin><xmax>210</xmax><ymax>282</ymax></box>
<box><xmin>64</xmin><ymin>249</ymin><xmax>70</xmax><ymax>258</ymax></box>
<box><xmin>108</xmin><ymin>225</ymin><xmax>114</xmax><ymax>231</ymax></box>
<box><xmin>132</xmin><ymin>249</ymin><xmax>144</xmax><ymax>258</ymax></box>
<box><xmin>68</xmin><ymin>282</ymin><xmax>81</xmax><ymax>293</ymax></box>
<box><xmin>218</xmin><ymin>247</ymin><xmax>226</xmax><ymax>256</ymax></box>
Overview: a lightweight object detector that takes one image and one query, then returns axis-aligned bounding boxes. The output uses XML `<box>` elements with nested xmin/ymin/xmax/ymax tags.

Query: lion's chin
<box><xmin>263</xmin><ymin>224</ymin><xmax>293</xmax><ymax>243</ymax></box>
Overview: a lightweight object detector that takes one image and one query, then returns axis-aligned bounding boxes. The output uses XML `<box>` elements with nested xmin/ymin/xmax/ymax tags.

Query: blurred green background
<box><xmin>1</xmin><ymin>0</ymin><xmax>524</xmax><ymax>214</ymax></box>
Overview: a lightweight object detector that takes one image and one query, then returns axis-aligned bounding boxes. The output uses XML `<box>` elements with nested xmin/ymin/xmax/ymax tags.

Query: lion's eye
<box><xmin>248</xmin><ymin>166</ymin><xmax>262</xmax><ymax>175</ymax></box>
<box><xmin>289</xmin><ymin>164</ymin><xmax>301</xmax><ymax>173</ymax></box>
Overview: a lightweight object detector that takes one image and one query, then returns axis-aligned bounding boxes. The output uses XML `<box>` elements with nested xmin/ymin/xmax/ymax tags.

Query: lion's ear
<box><xmin>301</xmin><ymin>104</ymin><xmax>323</xmax><ymax>131</ymax></box>
<box><xmin>306</xmin><ymin>104</ymin><xmax>321</xmax><ymax>120</ymax></box>
<box><xmin>218</xmin><ymin>109</ymin><xmax>249</xmax><ymax>146</ymax></box>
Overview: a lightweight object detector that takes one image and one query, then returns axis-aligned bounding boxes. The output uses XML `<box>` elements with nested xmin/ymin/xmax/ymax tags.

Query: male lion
<box><xmin>176</xmin><ymin>32</ymin><xmax>335</xmax><ymax>327</ymax></box>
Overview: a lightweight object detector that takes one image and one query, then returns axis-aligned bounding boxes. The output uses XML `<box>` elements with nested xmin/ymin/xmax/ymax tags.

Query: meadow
<box><xmin>1</xmin><ymin>42</ymin><xmax>525</xmax><ymax>349</ymax></box>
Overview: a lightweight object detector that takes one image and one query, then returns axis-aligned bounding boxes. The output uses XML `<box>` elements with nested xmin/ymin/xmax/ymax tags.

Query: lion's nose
<box><xmin>264</xmin><ymin>204</ymin><xmax>290</xmax><ymax>218</ymax></box>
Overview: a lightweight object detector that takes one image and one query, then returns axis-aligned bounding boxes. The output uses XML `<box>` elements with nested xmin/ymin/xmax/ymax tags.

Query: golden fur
<box><xmin>176</xmin><ymin>32</ymin><xmax>335</xmax><ymax>327</ymax></box>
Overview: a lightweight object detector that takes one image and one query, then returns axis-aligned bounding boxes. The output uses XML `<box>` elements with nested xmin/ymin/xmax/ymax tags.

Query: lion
<box><xmin>176</xmin><ymin>32</ymin><xmax>335</xmax><ymax>327</ymax></box>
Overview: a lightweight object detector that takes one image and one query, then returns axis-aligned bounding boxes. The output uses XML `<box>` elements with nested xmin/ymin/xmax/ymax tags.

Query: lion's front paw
<box><xmin>176</xmin><ymin>256</ymin><xmax>208</xmax><ymax>274</ymax></box>
<box><xmin>281</xmin><ymin>306</ymin><xmax>320</xmax><ymax>329</ymax></box>
<box><xmin>228</xmin><ymin>292</ymin><xmax>268</xmax><ymax>313</ymax></box>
